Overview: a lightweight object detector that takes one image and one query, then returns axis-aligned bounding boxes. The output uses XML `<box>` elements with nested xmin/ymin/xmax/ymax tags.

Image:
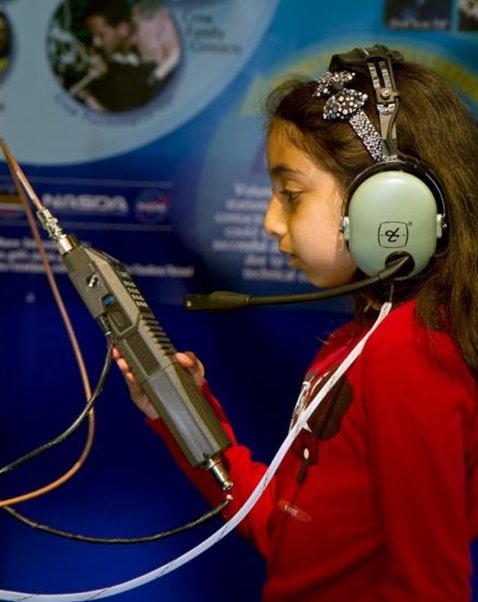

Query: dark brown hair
<box><xmin>83</xmin><ymin>0</ymin><xmax>131</xmax><ymax>27</ymax></box>
<box><xmin>264</xmin><ymin>54</ymin><xmax>478</xmax><ymax>372</ymax></box>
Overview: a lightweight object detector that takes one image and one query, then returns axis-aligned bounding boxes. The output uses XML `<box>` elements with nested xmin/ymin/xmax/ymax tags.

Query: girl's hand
<box><xmin>112</xmin><ymin>347</ymin><xmax>205</xmax><ymax>419</ymax></box>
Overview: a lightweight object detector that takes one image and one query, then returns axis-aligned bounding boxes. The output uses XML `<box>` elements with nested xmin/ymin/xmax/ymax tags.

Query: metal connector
<box><xmin>205</xmin><ymin>455</ymin><xmax>233</xmax><ymax>492</ymax></box>
<box><xmin>36</xmin><ymin>208</ymin><xmax>76</xmax><ymax>255</ymax></box>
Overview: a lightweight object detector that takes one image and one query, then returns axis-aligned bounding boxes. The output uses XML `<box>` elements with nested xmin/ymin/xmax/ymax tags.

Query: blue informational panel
<box><xmin>1</xmin><ymin>0</ymin><xmax>477</xmax><ymax>600</ymax></box>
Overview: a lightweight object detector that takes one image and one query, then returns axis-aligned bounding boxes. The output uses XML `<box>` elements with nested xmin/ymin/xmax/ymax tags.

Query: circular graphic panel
<box><xmin>1</xmin><ymin>0</ymin><xmax>279</xmax><ymax>164</ymax></box>
<box><xmin>48</xmin><ymin>0</ymin><xmax>182</xmax><ymax>114</ymax></box>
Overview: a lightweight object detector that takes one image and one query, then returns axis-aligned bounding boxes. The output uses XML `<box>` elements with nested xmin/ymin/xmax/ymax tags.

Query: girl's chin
<box><xmin>306</xmin><ymin>273</ymin><xmax>350</xmax><ymax>289</ymax></box>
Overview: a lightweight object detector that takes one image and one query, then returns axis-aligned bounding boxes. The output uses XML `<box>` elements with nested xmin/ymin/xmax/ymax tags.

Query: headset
<box><xmin>330</xmin><ymin>44</ymin><xmax>449</xmax><ymax>279</ymax></box>
<box><xmin>184</xmin><ymin>44</ymin><xmax>450</xmax><ymax>311</ymax></box>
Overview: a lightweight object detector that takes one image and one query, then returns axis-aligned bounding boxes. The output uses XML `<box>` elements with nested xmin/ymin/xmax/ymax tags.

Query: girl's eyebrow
<box><xmin>268</xmin><ymin>164</ymin><xmax>305</xmax><ymax>178</ymax></box>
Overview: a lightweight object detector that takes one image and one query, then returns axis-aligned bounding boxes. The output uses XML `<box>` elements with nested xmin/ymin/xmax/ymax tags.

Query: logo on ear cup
<box><xmin>378</xmin><ymin>221</ymin><xmax>409</xmax><ymax>247</ymax></box>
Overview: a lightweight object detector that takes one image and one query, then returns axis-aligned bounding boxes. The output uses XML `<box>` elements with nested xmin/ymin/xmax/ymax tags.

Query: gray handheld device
<box><xmin>60</xmin><ymin>236</ymin><xmax>232</xmax><ymax>491</ymax></box>
<box><xmin>1</xmin><ymin>139</ymin><xmax>232</xmax><ymax>492</ymax></box>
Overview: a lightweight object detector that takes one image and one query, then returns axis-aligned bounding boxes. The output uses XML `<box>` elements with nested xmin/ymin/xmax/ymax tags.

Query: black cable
<box><xmin>0</xmin><ymin>330</ymin><xmax>234</xmax><ymax>544</ymax></box>
<box><xmin>2</xmin><ymin>495</ymin><xmax>232</xmax><ymax>544</ymax></box>
<box><xmin>0</xmin><ymin>336</ymin><xmax>113</xmax><ymax>476</ymax></box>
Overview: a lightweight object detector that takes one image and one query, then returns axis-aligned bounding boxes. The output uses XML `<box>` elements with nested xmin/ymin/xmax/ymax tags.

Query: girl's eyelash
<box><xmin>281</xmin><ymin>189</ymin><xmax>301</xmax><ymax>202</ymax></box>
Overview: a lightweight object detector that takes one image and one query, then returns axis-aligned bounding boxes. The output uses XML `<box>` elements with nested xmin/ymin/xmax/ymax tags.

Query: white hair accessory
<box><xmin>314</xmin><ymin>70</ymin><xmax>384</xmax><ymax>162</ymax></box>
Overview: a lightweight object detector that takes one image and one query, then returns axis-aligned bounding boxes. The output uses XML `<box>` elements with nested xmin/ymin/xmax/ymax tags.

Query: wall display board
<box><xmin>0</xmin><ymin>0</ymin><xmax>477</xmax><ymax>600</ymax></box>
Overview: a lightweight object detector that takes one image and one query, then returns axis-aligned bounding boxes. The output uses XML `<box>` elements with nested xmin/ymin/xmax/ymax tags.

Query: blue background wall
<box><xmin>1</xmin><ymin>0</ymin><xmax>478</xmax><ymax>600</ymax></box>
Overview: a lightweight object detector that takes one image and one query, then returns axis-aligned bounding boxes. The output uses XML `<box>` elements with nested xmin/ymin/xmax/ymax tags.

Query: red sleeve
<box><xmin>146</xmin><ymin>380</ymin><xmax>275</xmax><ymax>558</ymax></box>
<box><xmin>361</xmin><ymin>324</ymin><xmax>476</xmax><ymax>601</ymax></box>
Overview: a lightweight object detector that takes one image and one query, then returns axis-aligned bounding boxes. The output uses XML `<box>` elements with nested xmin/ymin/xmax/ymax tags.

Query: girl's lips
<box><xmin>279</xmin><ymin>247</ymin><xmax>298</xmax><ymax>267</ymax></box>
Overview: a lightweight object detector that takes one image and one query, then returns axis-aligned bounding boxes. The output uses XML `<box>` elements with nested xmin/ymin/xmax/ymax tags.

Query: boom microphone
<box><xmin>183</xmin><ymin>253</ymin><xmax>414</xmax><ymax>311</ymax></box>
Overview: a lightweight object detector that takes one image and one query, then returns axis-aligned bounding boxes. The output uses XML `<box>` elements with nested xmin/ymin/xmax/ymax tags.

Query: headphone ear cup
<box><xmin>342</xmin><ymin>167</ymin><xmax>445</xmax><ymax>278</ymax></box>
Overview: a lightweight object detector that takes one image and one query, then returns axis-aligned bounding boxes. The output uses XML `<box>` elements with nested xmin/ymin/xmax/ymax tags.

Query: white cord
<box><xmin>0</xmin><ymin>302</ymin><xmax>392</xmax><ymax>601</ymax></box>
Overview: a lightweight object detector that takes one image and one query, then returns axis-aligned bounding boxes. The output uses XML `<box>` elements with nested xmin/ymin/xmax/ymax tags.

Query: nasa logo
<box><xmin>134</xmin><ymin>190</ymin><xmax>171</xmax><ymax>223</ymax></box>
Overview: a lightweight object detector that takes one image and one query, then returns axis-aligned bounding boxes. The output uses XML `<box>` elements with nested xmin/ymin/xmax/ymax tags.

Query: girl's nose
<box><xmin>263</xmin><ymin>195</ymin><xmax>285</xmax><ymax>239</ymax></box>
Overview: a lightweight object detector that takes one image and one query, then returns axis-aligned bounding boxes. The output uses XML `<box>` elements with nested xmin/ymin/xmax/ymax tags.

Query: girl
<box><xmin>115</xmin><ymin>45</ymin><xmax>478</xmax><ymax>601</ymax></box>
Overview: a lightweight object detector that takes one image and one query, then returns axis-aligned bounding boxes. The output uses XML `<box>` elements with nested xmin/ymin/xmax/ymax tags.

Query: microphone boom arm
<box><xmin>183</xmin><ymin>254</ymin><xmax>414</xmax><ymax>311</ymax></box>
